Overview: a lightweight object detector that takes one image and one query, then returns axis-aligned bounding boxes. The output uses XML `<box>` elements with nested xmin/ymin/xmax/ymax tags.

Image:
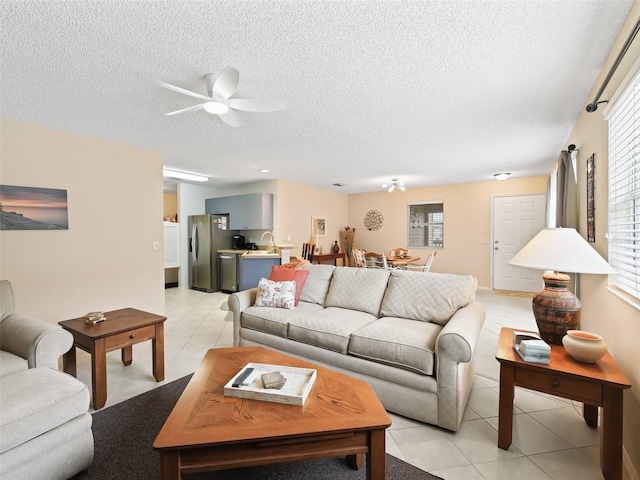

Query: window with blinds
<box><xmin>608</xmin><ymin>69</ymin><xmax>640</xmax><ymax>299</ymax></box>
<box><xmin>407</xmin><ymin>202</ymin><xmax>444</xmax><ymax>248</ymax></box>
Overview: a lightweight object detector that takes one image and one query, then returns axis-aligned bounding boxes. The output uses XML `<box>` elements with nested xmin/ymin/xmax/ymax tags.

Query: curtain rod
<box><xmin>586</xmin><ymin>15</ymin><xmax>640</xmax><ymax>113</ymax></box>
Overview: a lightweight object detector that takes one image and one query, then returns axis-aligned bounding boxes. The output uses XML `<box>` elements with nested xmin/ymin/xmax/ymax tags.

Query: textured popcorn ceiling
<box><xmin>0</xmin><ymin>1</ymin><xmax>633</xmax><ymax>193</ymax></box>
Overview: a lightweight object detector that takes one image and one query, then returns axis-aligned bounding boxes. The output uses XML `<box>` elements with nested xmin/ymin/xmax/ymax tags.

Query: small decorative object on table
<box><xmin>333</xmin><ymin>241</ymin><xmax>339</xmax><ymax>253</ymax></box>
<box><xmin>83</xmin><ymin>311</ymin><xmax>106</xmax><ymax>324</ymax></box>
<box><xmin>261</xmin><ymin>371</ymin><xmax>286</xmax><ymax>389</ymax></box>
<box><xmin>512</xmin><ymin>331</ymin><xmax>550</xmax><ymax>364</ymax></box>
<box><xmin>562</xmin><ymin>330</ymin><xmax>607</xmax><ymax>363</ymax></box>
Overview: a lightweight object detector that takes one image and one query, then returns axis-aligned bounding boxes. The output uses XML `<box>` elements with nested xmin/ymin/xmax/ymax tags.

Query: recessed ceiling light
<box><xmin>259</xmin><ymin>169</ymin><xmax>270</xmax><ymax>173</ymax></box>
<box><xmin>162</xmin><ymin>168</ymin><xmax>208</xmax><ymax>182</ymax></box>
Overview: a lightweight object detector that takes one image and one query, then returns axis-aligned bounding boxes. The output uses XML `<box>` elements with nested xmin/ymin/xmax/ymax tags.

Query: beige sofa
<box><xmin>229</xmin><ymin>264</ymin><xmax>486</xmax><ymax>431</ymax></box>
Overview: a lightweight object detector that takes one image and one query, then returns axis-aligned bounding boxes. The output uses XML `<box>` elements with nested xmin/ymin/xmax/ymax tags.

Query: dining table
<box><xmin>386</xmin><ymin>256</ymin><xmax>421</xmax><ymax>267</ymax></box>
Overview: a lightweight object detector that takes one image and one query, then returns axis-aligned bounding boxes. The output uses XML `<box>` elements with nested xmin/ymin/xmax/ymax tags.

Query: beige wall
<box><xmin>274</xmin><ymin>179</ymin><xmax>349</xmax><ymax>258</ymax></box>
<box><xmin>163</xmin><ymin>193</ymin><xmax>177</xmax><ymax>220</ymax></box>
<box><xmin>564</xmin><ymin>3</ymin><xmax>640</xmax><ymax>476</ymax></box>
<box><xmin>0</xmin><ymin>118</ymin><xmax>165</xmax><ymax>322</ymax></box>
<box><xmin>347</xmin><ymin>176</ymin><xmax>547</xmax><ymax>287</ymax></box>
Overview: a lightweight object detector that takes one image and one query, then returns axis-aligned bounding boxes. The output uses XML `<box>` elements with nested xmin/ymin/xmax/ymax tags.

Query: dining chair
<box><xmin>352</xmin><ymin>248</ymin><xmax>366</xmax><ymax>268</ymax></box>
<box><xmin>364</xmin><ymin>252</ymin><xmax>389</xmax><ymax>269</ymax></box>
<box><xmin>406</xmin><ymin>250</ymin><xmax>437</xmax><ymax>272</ymax></box>
<box><xmin>302</xmin><ymin>242</ymin><xmax>315</xmax><ymax>263</ymax></box>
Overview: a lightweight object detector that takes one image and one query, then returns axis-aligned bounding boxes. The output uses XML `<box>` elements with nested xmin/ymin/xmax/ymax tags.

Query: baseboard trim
<box><xmin>624</xmin><ymin>446</ymin><xmax>639</xmax><ymax>480</ymax></box>
<box><xmin>164</xmin><ymin>282</ymin><xmax>178</xmax><ymax>289</ymax></box>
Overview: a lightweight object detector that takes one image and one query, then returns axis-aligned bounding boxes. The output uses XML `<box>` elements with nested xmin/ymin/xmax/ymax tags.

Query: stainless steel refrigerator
<box><xmin>188</xmin><ymin>214</ymin><xmax>232</xmax><ymax>292</ymax></box>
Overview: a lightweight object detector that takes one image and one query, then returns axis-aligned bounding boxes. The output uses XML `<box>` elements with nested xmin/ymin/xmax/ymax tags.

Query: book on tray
<box><xmin>513</xmin><ymin>330</ymin><xmax>550</xmax><ymax>364</ymax></box>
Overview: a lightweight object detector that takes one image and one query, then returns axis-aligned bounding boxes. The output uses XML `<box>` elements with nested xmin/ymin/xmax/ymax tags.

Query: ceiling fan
<box><xmin>149</xmin><ymin>66</ymin><xmax>285</xmax><ymax>127</ymax></box>
<box><xmin>382</xmin><ymin>179</ymin><xmax>405</xmax><ymax>192</ymax></box>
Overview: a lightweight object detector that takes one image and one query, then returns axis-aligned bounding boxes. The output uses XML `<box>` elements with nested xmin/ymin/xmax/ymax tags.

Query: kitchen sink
<box><xmin>243</xmin><ymin>251</ymin><xmax>279</xmax><ymax>256</ymax></box>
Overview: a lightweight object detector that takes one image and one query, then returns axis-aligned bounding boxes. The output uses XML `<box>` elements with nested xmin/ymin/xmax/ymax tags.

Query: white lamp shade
<box><xmin>508</xmin><ymin>228</ymin><xmax>616</xmax><ymax>274</ymax></box>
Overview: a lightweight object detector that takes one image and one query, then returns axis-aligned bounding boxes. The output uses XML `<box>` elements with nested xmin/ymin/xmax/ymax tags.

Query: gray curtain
<box><xmin>555</xmin><ymin>150</ymin><xmax>578</xmax><ymax>228</ymax></box>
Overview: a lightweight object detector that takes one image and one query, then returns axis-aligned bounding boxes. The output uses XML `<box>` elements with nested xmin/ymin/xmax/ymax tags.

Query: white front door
<box><xmin>492</xmin><ymin>194</ymin><xmax>546</xmax><ymax>292</ymax></box>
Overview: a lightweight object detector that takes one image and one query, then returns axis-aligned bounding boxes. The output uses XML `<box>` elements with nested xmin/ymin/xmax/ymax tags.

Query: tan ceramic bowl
<box><xmin>562</xmin><ymin>330</ymin><xmax>607</xmax><ymax>363</ymax></box>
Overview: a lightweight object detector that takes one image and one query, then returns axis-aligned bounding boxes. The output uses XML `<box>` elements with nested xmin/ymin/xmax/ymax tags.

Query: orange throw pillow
<box><xmin>269</xmin><ymin>266</ymin><xmax>309</xmax><ymax>306</ymax></box>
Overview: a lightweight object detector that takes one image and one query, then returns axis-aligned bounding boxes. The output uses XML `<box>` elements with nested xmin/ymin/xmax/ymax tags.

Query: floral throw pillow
<box><xmin>254</xmin><ymin>278</ymin><xmax>297</xmax><ymax>309</ymax></box>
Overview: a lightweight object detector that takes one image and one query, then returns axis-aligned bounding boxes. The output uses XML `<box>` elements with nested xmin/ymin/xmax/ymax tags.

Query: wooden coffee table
<box><xmin>495</xmin><ymin>327</ymin><xmax>631</xmax><ymax>480</ymax></box>
<box><xmin>59</xmin><ymin>308</ymin><xmax>166</xmax><ymax>409</ymax></box>
<box><xmin>154</xmin><ymin>346</ymin><xmax>391</xmax><ymax>480</ymax></box>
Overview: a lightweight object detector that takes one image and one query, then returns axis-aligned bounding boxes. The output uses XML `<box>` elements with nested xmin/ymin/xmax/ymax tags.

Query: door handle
<box><xmin>191</xmin><ymin>225</ymin><xmax>198</xmax><ymax>262</ymax></box>
<box><xmin>495</xmin><ymin>247</ymin><xmax>499</xmax><ymax>250</ymax></box>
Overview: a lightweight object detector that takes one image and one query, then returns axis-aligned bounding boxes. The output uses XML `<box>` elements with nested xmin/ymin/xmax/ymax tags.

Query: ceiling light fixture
<box><xmin>382</xmin><ymin>179</ymin><xmax>405</xmax><ymax>192</ymax></box>
<box><xmin>493</xmin><ymin>172</ymin><xmax>511</xmax><ymax>181</ymax></box>
<box><xmin>203</xmin><ymin>101</ymin><xmax>229</xmax><ymax>115</ymax></box>
<box><xmin>162</xmin><ymin>168</ymin><xmax>208</xmax><ymax>182</ymax></box>
<box><xmin>259</xmin><ymin>169</ymin><xmax>270</xmax><ymax>173</ymax></box>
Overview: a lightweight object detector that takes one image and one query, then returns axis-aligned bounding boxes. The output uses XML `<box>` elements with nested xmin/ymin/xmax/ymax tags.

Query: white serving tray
<box><xmin>223</xmin><ymin>363</ymin><xmax>317</xmax><ymax>406</ymax></box>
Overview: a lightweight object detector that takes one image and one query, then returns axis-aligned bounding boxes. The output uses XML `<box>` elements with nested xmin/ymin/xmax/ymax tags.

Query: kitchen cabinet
<box><xmin>205</xmin><ymin>193</ymin><xmax>273</xmax><ymax>230</ymax></box>
<box><xmin>240</xmin><ymin>257</ymin><xmax>281</xmax><ymax>290</ymax></box>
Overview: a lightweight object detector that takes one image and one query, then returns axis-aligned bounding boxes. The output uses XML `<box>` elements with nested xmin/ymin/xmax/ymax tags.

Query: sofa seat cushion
<box><xmin>0</xmin><ymin>350</ymin><xmax>28</xmax><ymax>378</ymax></box>
<box><xmin>288</xmin><ymin>307</ymin><xmax>377</xmax><ymax>354</ymax></box>
<box><xmin>325</xmin><ymin>267</ymin><xmax>390</xmax><ymax>316</ymax></box>
<box><xmin>380</xmin><ymin>270</ymin><xmax>477</xmax><ymax>326</ymax></box>
<box><xmin>241</xmin><ymin>301</ymin><xmax>324</xmax><ymax>338</ymax></box>
<box><xmin>348</xmin><ymin>317</ymin><xmax>442</xmax><ymax>375</ymax></box>
<box><xmin>299</xmin><ymin>264</ymin><xmax>335</xmax><ymax>306</ymax></box>
<box><xmin>0</xmin><ymin>367</ymin><xmax>90</xmax><ymax>454</ymax></box>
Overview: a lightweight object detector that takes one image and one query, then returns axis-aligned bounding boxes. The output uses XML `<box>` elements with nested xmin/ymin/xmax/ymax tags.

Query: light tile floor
<box><xmin>72</xmin><ymin>288</ymin><xmax>608</xmax><ymax>479</ymax></box>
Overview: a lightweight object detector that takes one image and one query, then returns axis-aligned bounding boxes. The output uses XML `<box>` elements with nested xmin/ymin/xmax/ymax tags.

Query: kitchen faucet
<box><xmin>261</xmin><ymin>231</ymin><xmax>276</xmax><ymax>253</ymax></box>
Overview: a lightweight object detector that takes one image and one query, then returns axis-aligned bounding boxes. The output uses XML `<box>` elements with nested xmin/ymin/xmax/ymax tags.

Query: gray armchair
<box><xmin>0</xmin><ymin>279</ymin><xmax>73</xmax><ymax>376</ymax></box>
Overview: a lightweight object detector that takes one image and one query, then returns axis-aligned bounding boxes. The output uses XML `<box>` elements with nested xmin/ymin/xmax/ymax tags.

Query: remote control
<box><xmin>232</xmin><ymin>367</ymin><xmax>254</xmax><ymax>388</ymax></box>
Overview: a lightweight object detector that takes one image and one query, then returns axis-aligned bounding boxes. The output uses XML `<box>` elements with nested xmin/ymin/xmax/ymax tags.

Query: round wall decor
<box><xmin>363</xmin><ymin>210</ymin><xmax>384</xmax><ymax>231</ymax></box>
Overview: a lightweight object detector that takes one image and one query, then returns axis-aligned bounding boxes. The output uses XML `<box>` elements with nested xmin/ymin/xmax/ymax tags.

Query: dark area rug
<box><xmin>74</xmin><ymin>374</ymin><xmax>443</xmax><ymax>479</ymax></box>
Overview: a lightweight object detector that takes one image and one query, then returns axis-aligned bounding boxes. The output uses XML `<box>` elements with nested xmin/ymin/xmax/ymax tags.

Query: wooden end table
<box><xmin>59</xmin><ymin>308</ymin><xmax>166</xmax><ymax>409</ymax></box>
<box><xmin>495</xmin><ymin>327</ymin><xmax>631</xmax><ymax>480</ymax></box>
<box><xmin>154</xmin><ymin>346</ymin><xmax>391</xmax><ymax>480</ymax></box>
<box><xmin>312</xmin><ymin>252</ymin><xmax>346</xmax><ymax>266</ymax></box>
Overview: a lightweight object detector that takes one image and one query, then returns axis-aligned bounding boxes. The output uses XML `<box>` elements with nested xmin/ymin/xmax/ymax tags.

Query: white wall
<box><xmin>0</xmin><ymin>118</ymin><xmax>165</xmax><ymax>321</ymax></box>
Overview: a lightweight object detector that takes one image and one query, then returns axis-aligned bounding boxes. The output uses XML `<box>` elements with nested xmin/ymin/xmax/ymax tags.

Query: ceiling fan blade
<box><xmin>165</xmin><ymin>103</ymin><xmax>206</xmax><ymax>116</ymax></box>
<box><xmin>218</xmin><ymin>109</ymin><xmax>243</xmax><ymax>127</ymax></box>
<box><xmin>227</xmin><ymin>98</ymin><xmax>286</xmax><ymax>112</ymax></box>
<box><xmin>147</xmin><ymin>76</ymin><xmax>211</xmax><ymax>101</ymax></box>
<box><xmin>212</xmin><ymin>67</ymin><xmax>239</xmax><ymax>99</ymax></box>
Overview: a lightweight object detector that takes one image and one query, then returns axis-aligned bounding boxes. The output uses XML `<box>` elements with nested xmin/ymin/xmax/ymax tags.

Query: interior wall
<box><xmin>163</xmin><ymin>193</ymin><xmax>177</xmax><ymax>220</ymax></box>
<box><xmin>347</xmin><ymin>176</ymin><xmax>547</xmax><ymax>287</ymax></box>
<box><xmin>274</xmin><ymin>179</ymin><xmax>349</xmax><ymax>258</ymax></box>
<box><xmin>0</xmin><ymin>118</ymin><xmax>165</xmax><ymax>321</ymax></box>
<box><xmin>564</xmin><ymin>3</ymin><xmax>640</xmax><ymax>476</ymax></box>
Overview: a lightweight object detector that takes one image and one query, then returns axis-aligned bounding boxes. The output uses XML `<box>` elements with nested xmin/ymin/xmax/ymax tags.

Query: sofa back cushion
<box><xmin>299</xmin><ymin>264</ymin><xmax>335</xmax><ymax>306</ymax></box>
<box><xmin>380</xmin><ymin>270</ymin><xmax>477</xmax><ymax>326</ymax></box>
<box><xmin>325</xmin><ymin>267</ymin><xmax>390</xmax><ymax>316</ymax></box>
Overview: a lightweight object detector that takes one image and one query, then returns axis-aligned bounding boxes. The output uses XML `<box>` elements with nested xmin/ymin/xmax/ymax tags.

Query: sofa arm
<box><xmin>436</xmin><ymin>301</ymin><xmax>486</xmax><ymax>365</ymax></box>
<box><xmin>0</xmin><ymin>313</ymin><xmax>73</xmax><ymax>370</ymax></box>
<box><xmin>434</xmin><ymin>301</ymin><xmax>486</xmax><ymax>431</ymax></box>
<box><xmin>228</xmin><ymin>288</ymin><xmax>257</xmax><ymax>346</ymax></box>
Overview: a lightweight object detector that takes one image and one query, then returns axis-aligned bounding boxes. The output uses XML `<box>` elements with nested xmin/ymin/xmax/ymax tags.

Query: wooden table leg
<box><xmin>498</xmin><ymin>364</ymin><xmax>515</xmax><ymax>450</ymax></box>
<box><xmin>153</xmin><ymin>322</ymin><xmax>165</xmax><ymax>382</ymax></box>
<box><xmin>92</xmin><ymin>339</ymin><xmax>107</xmax><ymax>409</ymax></box>
<box><xmin>121</xmin><ymin>345</ymin><xmax>133</xmax><ymax>366</ymax></box>
<box><xmin>62</xmin><ymin>345</ymin><xmax>77</xmax><ymax>377</ymax></box>
<box><xmin>367</xmin><ymin>428</ymin><xmax>386</xmax><ymax>480</ymax></box>
<box><xmin>583</xmin><ymin>403</ymin><xmax>598</xmax><ymax>427</ymax></box>
<box><xmin>160</xmin><ymin>451</ymin><xmax>182</xmax><ymax>480</ymax></box>
<box><xmin>346</xmin><ymin>453</ymin><xmax>363</xmax><ymax>469</ymax></box>
<box><xmin>601</xmin><ymin>387</ymin><xmax>623</xmax><ymax>480</ymax></box>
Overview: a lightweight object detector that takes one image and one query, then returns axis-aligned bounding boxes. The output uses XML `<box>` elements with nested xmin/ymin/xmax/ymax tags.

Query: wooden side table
<box><xmin>495</xmin><ymin>327</ymin><xmax>631</xmax><ymax>480</ymax></box>
<box><xmin>59</xmin><ymin>308</ymin><xmax>166</xmax><ymax>409</ymax></box>
<box><xmin>312</xmin><ymin>252</ymin><xmax>346</xmax><ymax>266</ymax></box>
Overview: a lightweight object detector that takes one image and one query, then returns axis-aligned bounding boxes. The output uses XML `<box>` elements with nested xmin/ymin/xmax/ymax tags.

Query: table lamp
<box><xmin>508</xmin><ymin>228</ymin><xmax>616</xmax><ymax>345</ymax></box>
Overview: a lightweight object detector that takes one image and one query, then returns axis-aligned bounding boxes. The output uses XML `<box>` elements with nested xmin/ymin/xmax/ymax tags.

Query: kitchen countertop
<box><xmin>217</xmin><ymin>249</ymin><xmax>248</xmax><ymax>254</ymax></box>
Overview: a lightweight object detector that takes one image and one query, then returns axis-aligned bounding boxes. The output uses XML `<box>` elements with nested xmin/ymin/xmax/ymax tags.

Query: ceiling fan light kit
<box><xmin>493</xmin><ymin>172</ymin><xmax>511</xmax><ymax>181</ymax></box>
<box><xmin>151</xmin><ymin>66</ymin><xmax>285</xmax><ymax>127</ymax></box>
